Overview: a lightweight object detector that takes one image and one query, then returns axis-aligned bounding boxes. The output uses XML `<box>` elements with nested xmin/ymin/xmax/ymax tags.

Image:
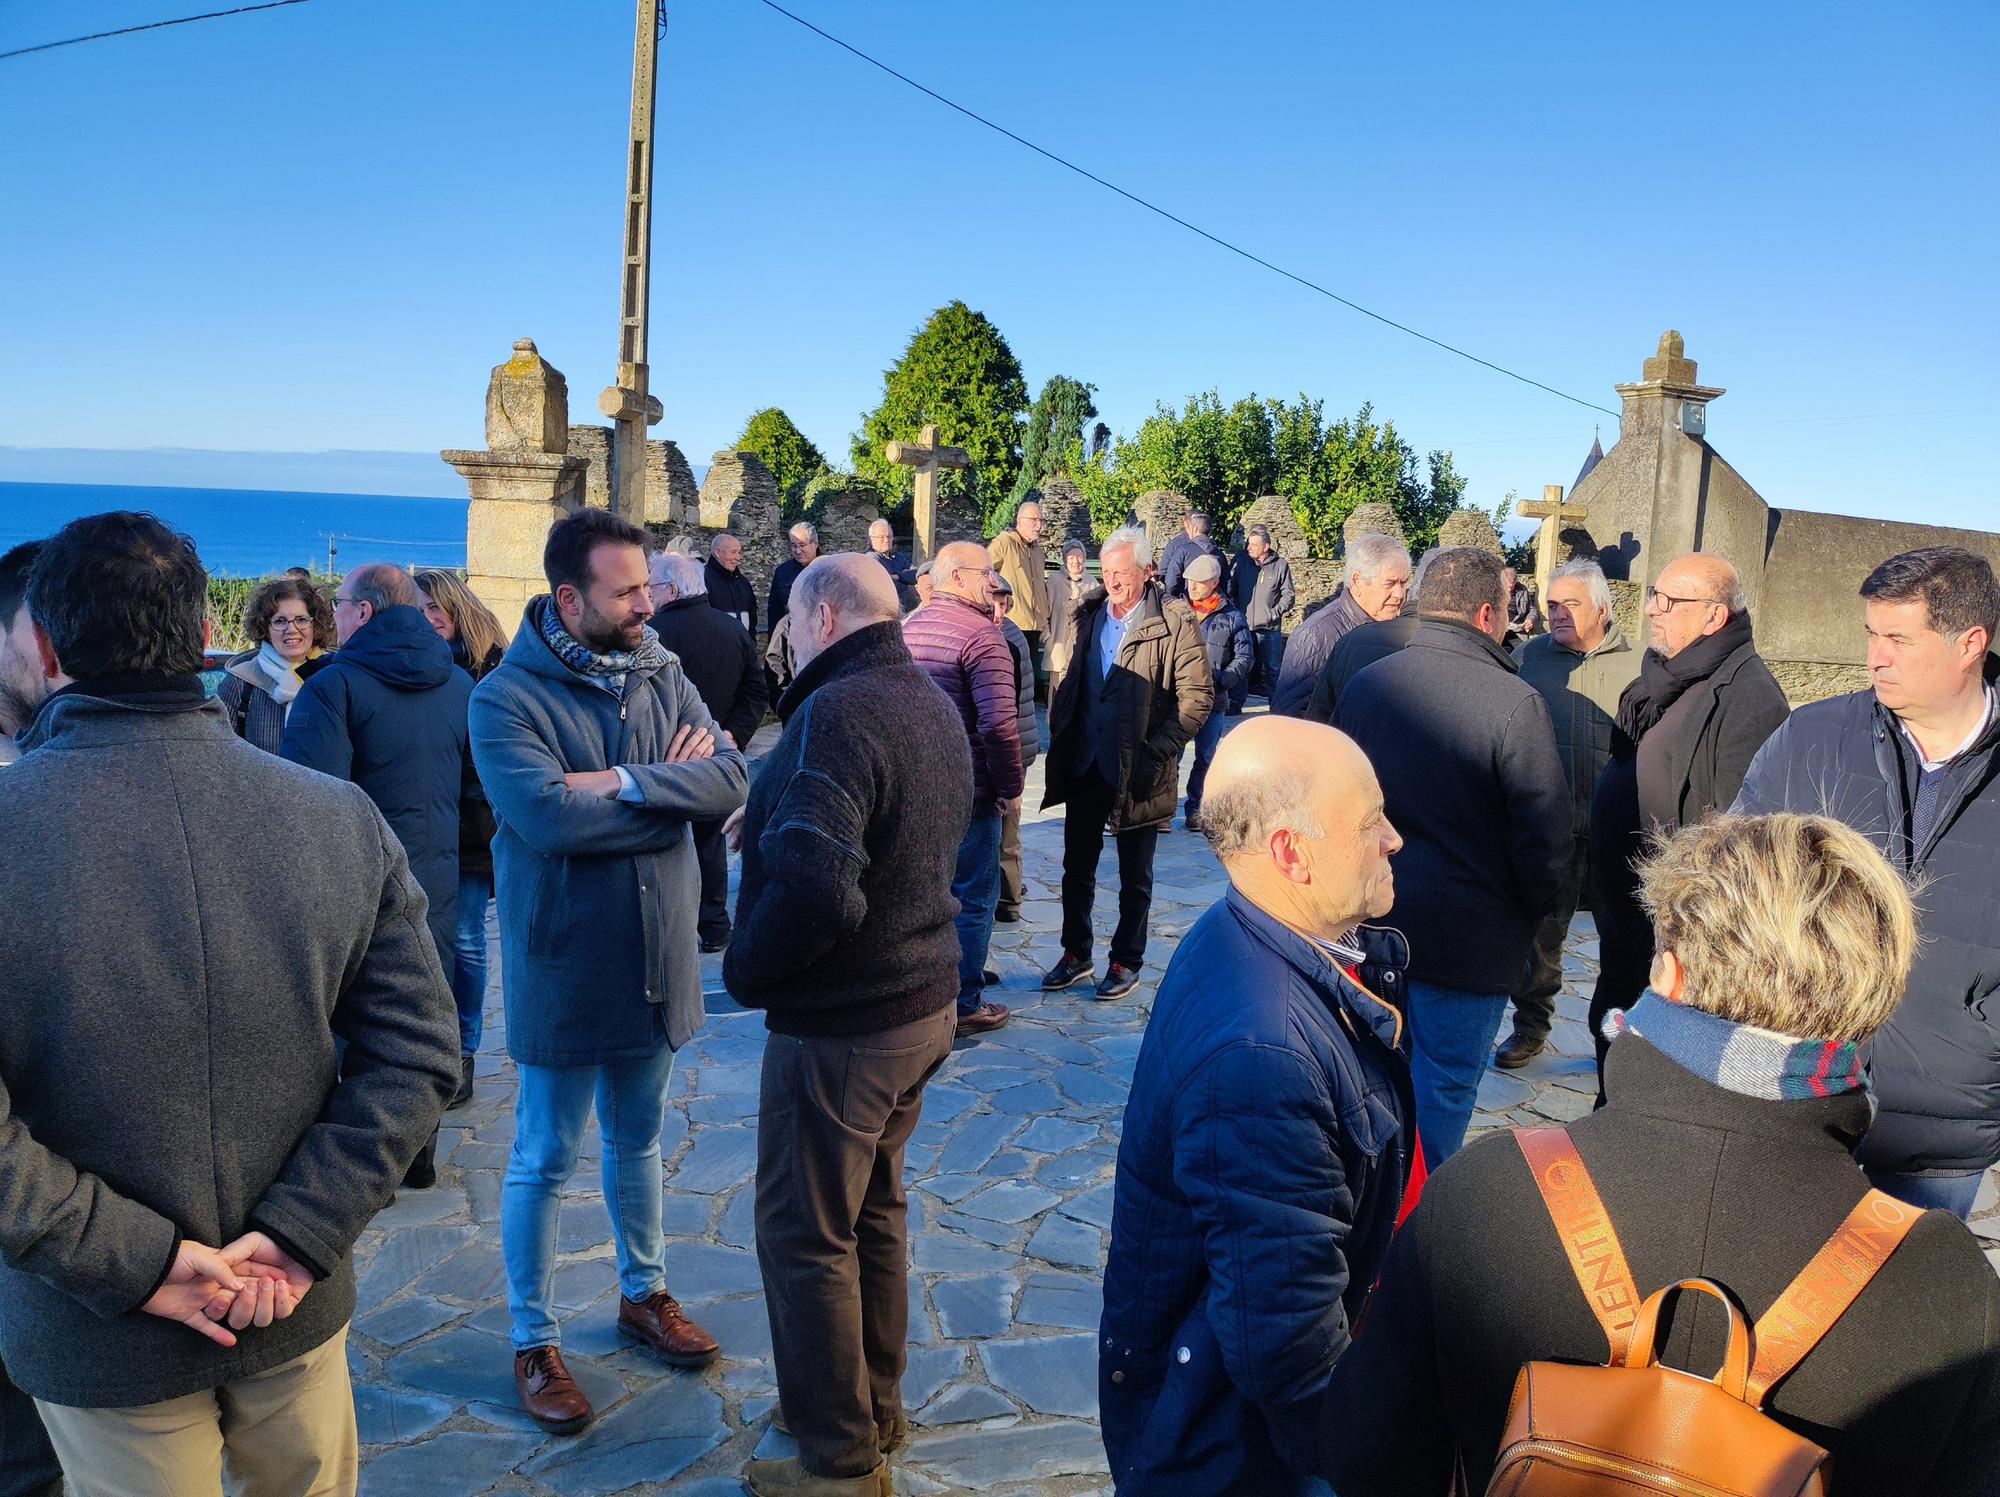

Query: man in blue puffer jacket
<box><xmin>1735</xmin><ymin>545</ymin><xmax>2000</xmax><ymax>1219</ymax></box>
<box><xmin>1101</xmin><ymin>716</ymin><xmax>1416</xmax><ymax>1495</ymax></box>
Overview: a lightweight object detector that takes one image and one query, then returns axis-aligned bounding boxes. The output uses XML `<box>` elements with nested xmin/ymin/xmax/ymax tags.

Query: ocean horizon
<box><xmin>0</xmin><ymin>481</ymin><xmax>469</xmax><ymax>576</ymax></box>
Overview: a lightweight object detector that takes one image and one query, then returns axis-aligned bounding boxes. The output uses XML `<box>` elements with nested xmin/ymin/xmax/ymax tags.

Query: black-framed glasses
<box><xmin>1645</xmin><ymin>587</ymin><xmax>1718</xmax><ymax>613</ymax></box>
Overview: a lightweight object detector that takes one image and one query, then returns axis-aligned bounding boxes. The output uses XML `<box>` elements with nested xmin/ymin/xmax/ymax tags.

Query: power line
<box><xmin>753</xmin><ymin>0</ymin><xmax>1619</xmax><ymax>420</ymax></box>
<box><xmin>0</xmin><ymin>1</ymin><xmax>310</xmax><ymax>64</ymax></box>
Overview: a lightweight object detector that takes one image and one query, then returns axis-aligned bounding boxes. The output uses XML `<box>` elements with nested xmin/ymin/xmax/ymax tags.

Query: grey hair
<box><xmin>1347</xmin><ymin>532</ymin><xmax>1412</xmax><ymax>583</ymax></box>
<box><xmin>1102</xmin><ymin>524</ymin><xmax>1153</xmax><ymax>570</ymax></box>
<box><xmin>1246</xmin><ymin>524</ymin><xmax>1272</xmax><ymax>545</ymax></box>
<box><xmin>788</xmin><ymin>521</ymin><xmax>819</xmax><ymax>544</ymax></box>
<box><xmin>652</xmin><ymin>552</ymin><xmax>705</xmax><ymax>598</ymax></box>
<box><xmin>1202</xmin><ymin>766</ymin><xmax>1326</xmax><ymax>860</ymax></box>
<box><xmin>868</xmin><ymin>517</ymin><xmax>893</xmax><ymax>535</ymax></box>
<box><xmin>1551</xmin><ymin>558</ymin><xmax>1611</xmax><ymax>616</ymax></box>
<box><xmin>1712</xmin><ymin>558</ymin><xmax>1749</xmax><ymax>614</ymax></box>
<box><xmin>791</xmin><ymin>554</ymin><xmax>899</xmax><ymax>627</ymax></box>
<box><xmin>709</xmin><ymin>532</ymin><xmax>740</xmax><ymax>558</ymax></box>
<box><xmin>346</xmin><ymin>563</ymin><xmax>420</xmax><ymax>612</ymax></box>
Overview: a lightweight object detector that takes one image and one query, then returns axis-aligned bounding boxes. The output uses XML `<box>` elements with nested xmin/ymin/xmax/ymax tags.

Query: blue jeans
<box><xmin>502</xmin><ymin>1044</ymin><xmax>677</xmax><ymax>1351</ymax></box>
<box><xmin>1866</xmin><ymin>1166</ymin><xmax>1985</xmax><ymax>1221</ymax></box>
<box><xmin>952</xmin><ymin>808</ymin><xmax>1003</xmax><ymax>1014</ymax></box>
<box><xmin>1406</xmin><ymin>980</ymin><xmax>1511</xmax><ymax>1166</ymax></box>
<box><xmin>451</xmin><ymin>869</ymin><xmax>493</xmax><ymax>1056</ymax></box>
<box><xmin>1185</xmin><ymin>712</ymin><xmax>1228</xmax><ymax>815</ymax></box>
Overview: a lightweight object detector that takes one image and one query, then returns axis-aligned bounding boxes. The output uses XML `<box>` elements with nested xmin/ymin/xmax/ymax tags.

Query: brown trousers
<box><xmin>36</xmin><ymin>1328</ymin><xmax>356</xmax><ymax>1497</ymax></box>
<box><xmin>755</xmin><ymin>1006</ymin><xmax>956</xmax><ymax>1478</ymax></box>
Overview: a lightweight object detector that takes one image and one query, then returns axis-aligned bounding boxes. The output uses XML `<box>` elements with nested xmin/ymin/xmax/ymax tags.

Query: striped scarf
<box><xmin>538</xmin><ymin>605</ymin><xmax>666</xmax><ymax>700</ymax></box>
<box><xmin>1608</xmin><ymin>990</ymin><xmax>1868</xmax><ymax>1102</ymax></box>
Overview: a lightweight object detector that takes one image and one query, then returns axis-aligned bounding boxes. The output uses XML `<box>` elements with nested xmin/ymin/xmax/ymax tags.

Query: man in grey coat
<box><xmin>0</xmin><ymin>512</ymin><xmax>458</xmax><ymax>1497</ymax></box>
<box><xmin>470</xmin><ymin>508</ymin><xmax>747</xmax><ymax>1435</ymax></box>
<box><xmin>1271</xmin><ymin>533</ymin><xmax>1411</xmax><ymax>716</ymax></box>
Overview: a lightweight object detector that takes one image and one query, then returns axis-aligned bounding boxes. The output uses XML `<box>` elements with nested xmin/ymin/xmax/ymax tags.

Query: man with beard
<box><xmin>0</xmin><ymin>543</ymin><xmax>49</xmax><ymax>768</ymax></box>
<box><xmin>471</xmin><ymin>509</ymin><xmax>748</xmax><ymax>1434</ymax></box>
<box><xmin>1588</xmin><ymin>551</ymin><xmax>1788</xmax><ymax>1091</ymax></box>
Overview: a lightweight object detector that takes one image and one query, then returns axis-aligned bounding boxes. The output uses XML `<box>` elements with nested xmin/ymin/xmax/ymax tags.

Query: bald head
<box><xmin>933</xmin><ymin>541</ymin><xmax>992</xmax><ymax>603</ymax></box>
<box><xmin>789</xmin><ymin>553</ymin><xmax>900</xmax><ymax>672</ymax></box>
<box><xmin>337</xmin><ymin>563</ymin><xmax>420</xmax><ymax>643</ymax></box>
<box><xmin>1202</xmin><ymin>717</ymin><xmax>1402</xmax><ymax>939</ymax></box>
<box><xmin>1649</xmin><ymin>551</ymin><xmax>1748</xmax><ymax>658</ymax></box>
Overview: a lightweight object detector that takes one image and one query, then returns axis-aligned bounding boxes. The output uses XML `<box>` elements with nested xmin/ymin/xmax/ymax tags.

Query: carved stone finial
<box><xmin>485</xmin><ymin>339</ymin><xmax>570</xmax><ymax>454</ymax></box>
<box><xmin>1642</xmin><ymin>329</ymin><xmax>1698</xmax><ymax>385</ymax></box>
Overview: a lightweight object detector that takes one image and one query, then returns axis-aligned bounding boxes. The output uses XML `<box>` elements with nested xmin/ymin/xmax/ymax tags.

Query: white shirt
<box><xmin>1098</xmin><ymin>598</ymin><xmax>1139</xmax><ymax>678</ymax></box>
<box><xmin>1898</xmin><ymin>685</ymin><xmax>1997</xmax><ymax>772</ymax></box>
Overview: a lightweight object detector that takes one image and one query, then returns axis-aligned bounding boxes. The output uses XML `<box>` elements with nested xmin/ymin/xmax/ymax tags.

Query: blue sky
<box><xmin>1</xmin><ymin>0</ymin><xmax>1994</xmax><ymax>527</ymax></box>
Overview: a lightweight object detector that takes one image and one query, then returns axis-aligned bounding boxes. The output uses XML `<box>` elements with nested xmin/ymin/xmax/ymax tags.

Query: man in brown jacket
<box><xmin>1041</xmin><ymin>525</ymin><xmax>1213</xmax><ymax>1000</ymax></box>
<box><xmin>988</xmin><ymin>500</ymin><xmax>1050</xmax><ymax>700</ymax></box>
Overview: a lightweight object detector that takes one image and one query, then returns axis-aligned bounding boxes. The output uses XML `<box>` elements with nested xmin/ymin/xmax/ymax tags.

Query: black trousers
<box><xmin>0</xmin><ymin>1354</ymin><xmax>58</xmax><ymax>1497</ymax></box>
<box><xmin>1021</xmin><ymin>630</ymin><xmax>1045</xmax><ymax>704</ymax></box>
<box><xmin>1060</xmin><ymin>767</ymin><xmax>1159</xmax><ymax>970</ymax></box>
<box><xmin>1509</xmin><ymin>835</ymin><xmax>1590</xmax><ymax>1044</ymax></box>
<box><xmin>1589</xmin><ymin>880</ymin><xmax>1655</xmax><ymax>1105</ymax></box>
<box><xmin>692</xmin><ymin>816</ymin><xmax>730</xmax><ymax>943</ymax></box>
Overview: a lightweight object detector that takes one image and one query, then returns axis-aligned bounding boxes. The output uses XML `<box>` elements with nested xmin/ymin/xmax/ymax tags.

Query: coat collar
<box><xmin>1410</xmin><ymin>614</ymin><xmax>1521</xmax><ymax>674</ymax></box>
<box><xmin>1538</xmin><ymin>619</ymin><xmax>1634</xmax><ymax>662</ymax></box>
<box><xmin>776</xmin><ymin>621</ymin><xmax>911</xmax><ymax>720</ymax></box>
<box><xmin>20</xmin><ymin>682</ymin><xmax>230</xmax><ymax>753</ymax></box>
<box><xmin>1224</xmin><ymin>886</ymin><xmax>1408</xmax><ymax>1053</ymax></box>
<box><xmin>1604</xmin><ymin>1032</ymin><xmax>1874</xmax><ymax>1155</ymax></box>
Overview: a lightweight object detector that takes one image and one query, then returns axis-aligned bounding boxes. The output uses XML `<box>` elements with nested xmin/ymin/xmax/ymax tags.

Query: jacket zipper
<box><xmin>1501</xmin><ymin>1438</ymin><xmax>1751</xmax><ymax>1496</ymax></box>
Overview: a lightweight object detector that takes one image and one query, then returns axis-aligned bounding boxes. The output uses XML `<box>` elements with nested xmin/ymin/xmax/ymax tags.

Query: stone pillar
<box><xmin>443</xmin><ymin>339</ymin><xmax>588</xmax><ymax>637</ymax></box>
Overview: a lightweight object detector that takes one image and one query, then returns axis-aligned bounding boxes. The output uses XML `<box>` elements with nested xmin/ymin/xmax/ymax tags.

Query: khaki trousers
<box><xmin>36</xmin><ymin>1328</ymin><xmax>357</xmax><ymax>1497</ymax></box>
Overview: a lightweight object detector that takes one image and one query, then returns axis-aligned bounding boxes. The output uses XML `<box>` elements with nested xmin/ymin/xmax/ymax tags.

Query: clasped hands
<box><xmin>141</xmin><ymin>1232</ymin><xmax>314</xmax><ymax>1349</ymax></box>
<box><xmin>563</xmin><ymin>723</ymin><xmax>720</xmax><ymax>799</ymax></box>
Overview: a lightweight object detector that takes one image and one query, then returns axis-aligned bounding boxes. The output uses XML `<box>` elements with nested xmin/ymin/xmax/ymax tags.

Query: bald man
<box><xmin>1102</xmin><ymin>717</ymin><xmax>1417</xmax><ymax>1497</ymax></box>
<box><xmin>1587</xmin><ymin>551</ymin><xmax>1789</xmax><ymax>1086</ymax></box>
<box><xmin>726</xmin><ymin>554</ymin><xmax>976</xmax><ymax>1497</ymax></box>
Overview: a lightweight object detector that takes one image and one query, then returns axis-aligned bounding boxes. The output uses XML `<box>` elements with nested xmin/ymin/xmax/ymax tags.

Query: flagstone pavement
<box><xmin>349</xmin><ymin>720</ymin><xmax>2000</xmax><ymax>1496</ymax></box>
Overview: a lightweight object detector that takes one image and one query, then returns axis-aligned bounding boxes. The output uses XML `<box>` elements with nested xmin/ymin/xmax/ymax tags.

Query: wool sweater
<box><xmin>725</xmin><ymin>623</ymin><xmax>974</xmax><ymax>1037</ymax></box>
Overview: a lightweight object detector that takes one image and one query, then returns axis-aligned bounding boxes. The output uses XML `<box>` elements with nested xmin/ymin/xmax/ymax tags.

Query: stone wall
<box><xmin>698</xmin><ymin>451</ymin><xmax>785</xmax><ymax>597</ymax></box>
<box><xmin>566</xmin><ymin>424</ymin><xmax>698</xmax><ymax>528</ymax></box>
<box><xmin>1034</xmin><ymin>478</ymin><xmax>1093</xmax><ymax>552</ymax></box>
<box><xmin>1437</xmin><ymin>508</ymin><xmax>1505</xmax><ymax>556</ymax></box>
<box><xmin>1133</xmin><ymin>489</ymin><xmax>1190</xmax><ymax>559</ymax></box>
<box><xmin>809</xmin><ymin>482</ymin><xmax>885</xmax><ymax>556</ymax></box>
<box><xmin>1234</xmin><ymin>494</ymin><xmax>1339</xmax><ymax>628</ymax></box>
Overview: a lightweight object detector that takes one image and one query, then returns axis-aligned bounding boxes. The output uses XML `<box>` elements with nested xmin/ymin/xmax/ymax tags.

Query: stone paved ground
<box><xmin>349</xmin><ymin>720</ymin><xmax>2000</xmax><ymax>1496</ymax></box>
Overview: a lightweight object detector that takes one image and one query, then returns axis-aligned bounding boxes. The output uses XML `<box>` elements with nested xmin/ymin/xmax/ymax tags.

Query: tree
<box><xmin>1007</xmin><ymin>375</ymin><xmax>1099</xmax><ymax>514</ymax></box>
<box><xmin>1112</xmin><ymin>391</ymin><xmax>1277</xmax><ymax>538</ymax></box>
<box><xmin>852</xmin><ymin>302</ymin><xmax>1030</xmax><ymax>530</ymax></box>
<box><xmin>734</xmin><ymin>408</ymin><xmax>827</xmax><ymax>521</ymax></box>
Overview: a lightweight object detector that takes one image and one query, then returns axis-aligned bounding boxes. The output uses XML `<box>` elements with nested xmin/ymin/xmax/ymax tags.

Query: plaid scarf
<box><xmin>1607</xmin><ymin>990</ymin><xmax>1868</xmax><ymax>1102</ymax></box>
<box><xmin>538</xmin><ymin>605</ymin><xmax>666</xmax><ymax>700</ymax></box>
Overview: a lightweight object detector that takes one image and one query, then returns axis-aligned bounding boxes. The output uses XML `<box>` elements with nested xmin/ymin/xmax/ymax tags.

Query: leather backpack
<box><xmin>1480</xmin><ymin>1126</ymin><xmax>1922</xmax><ymax>1497</ymax></box>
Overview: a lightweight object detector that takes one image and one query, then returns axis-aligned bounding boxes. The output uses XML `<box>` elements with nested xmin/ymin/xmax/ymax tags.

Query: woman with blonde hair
<box><xmin>217</xmin><ymin>575</ymin><xmax>336</xmax><ymax>754</ymax></box>
<box><xmin>416</xmin><ymin>568</ymin><xmax>508</xmax><ymax>1107</ymax></box>
<box><xmin>1320</xmin><ymin>812</ymin><xmax>2000</xmax><ymax>1494</ymax></box>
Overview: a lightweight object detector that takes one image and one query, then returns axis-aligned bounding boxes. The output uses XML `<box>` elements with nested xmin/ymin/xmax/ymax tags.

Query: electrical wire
<box><xmin>753</xmin><ymin>0</ymin><xmax>1619</xmax><ymax>419</ymax></box>
<box><xmin>0</xmin><ymin>1</ymin><xmax>310</xmax><ymax>64</ymax></box>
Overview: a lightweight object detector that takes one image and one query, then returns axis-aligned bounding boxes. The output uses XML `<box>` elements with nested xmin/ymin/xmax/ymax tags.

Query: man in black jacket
<box><xmin>726</xmin><ymin>555</ymin><xmax>972</xmax><ymax>1497</ymax></box>
<box><xmin>1588</xmin><ymin>551</ymin><xmax>1788</xmax><ymax>1089</ymax></box>
<box><xmin>1333</xmin><ymin>548</ymin><xmax>1569</xmax><ymax>1163</ymax></box>
<box><xmin>705</xmin><ymin>532</ymin><xmax>758</xmax><ymax>634</ymax></box>
<box><xmin>1737</xmin><ymin>547</ymin><xmax>2000</xmax><ymax>1218</ymax></box>
<box><xmin>2</xmin><ymin>513</ymin><xmax>456</xmax><ymax>1494</ymax></box>
<box><xmin>767</xmin><ymin>521</ymin><xmax>820</xmax><ymax>634</ymax></box>
<box><xmin>651</xmin><ymin>550</ymin><xmax>768</xmax><ymax>952</ymax></box>
<box><xmin>1319</xmin><ymin>813</ymin><xmax>2000</xmax><ymax>1495</ymax></box>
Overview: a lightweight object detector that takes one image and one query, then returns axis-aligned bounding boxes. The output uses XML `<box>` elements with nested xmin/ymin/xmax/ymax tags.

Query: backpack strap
<box><xmin>1745</xmin><ymin>1188</ymin><xmax>1922</xmax><ymax>1407</ymax></box>
<box><xmin>1513</xmin><ymin>1127</ymin><xmax>1643</xmax><ymax>1362</ymax></box>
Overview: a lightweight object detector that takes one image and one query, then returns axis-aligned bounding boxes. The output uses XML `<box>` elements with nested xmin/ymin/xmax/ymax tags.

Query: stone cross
<box><xmin>1518</xmin><ymin>483</ymin><xmax>1590</xmax><ymax>603</ymax></box>
<box><xmin>885</xmin><ymin>423</ymin><xmax>969</xmax><ymax>568</ymax></box>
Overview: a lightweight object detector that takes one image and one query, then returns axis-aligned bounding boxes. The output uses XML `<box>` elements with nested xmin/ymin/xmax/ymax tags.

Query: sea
<box><xmin>0</xmin><ymin>482</ymin><xmax>469</xmax><ymax>577</ymax></box>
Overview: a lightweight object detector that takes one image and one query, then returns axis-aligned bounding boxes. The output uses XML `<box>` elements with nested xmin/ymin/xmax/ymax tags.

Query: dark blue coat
<box><xmin>1160</xmin><ymin>533</ymin><xmax>1227</xmax><ymax>599</ymax></box>
<box><xmin>1193</xmin><ymin>600</ymin><xmax>1253</xmax><ymax>712</ymax></box>
<box><xmin>1736</xmin><ymin>682</ymin><xmax>2000</xmax><ymax>1175</ymax></box>
<box><xmin>282</xmin><ymin>605</ymin><xmax>473</xmax><ymax>966</ymax></box>
<box><xmin>1100</xmin><ymin>889</ymin><xmax>1415</xmax><ymax>1495</ymax></box>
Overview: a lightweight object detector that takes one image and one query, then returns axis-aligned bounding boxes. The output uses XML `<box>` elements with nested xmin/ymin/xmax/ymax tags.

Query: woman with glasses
<box><xmin>415</xmin><ymin>569</ymin><xmax>508</xmax><ymax>1109</ymax></box>
<box><xmin>216</xmin><ymin>576</ymin><xmax>335</xmax><ymax>754</ymax></box>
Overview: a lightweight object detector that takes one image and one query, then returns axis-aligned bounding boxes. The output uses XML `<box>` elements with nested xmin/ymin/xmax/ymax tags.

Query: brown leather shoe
<box><xmin>514</xmin><ymin>1346</ymin><xmax>593</xmax><ymax>1435</ymax></box>
<box><xmin>743</xmin><ymin>1456</ymin><xmax>893</xmax><ymax>1496</ymax></box>
<box><xmin>617</xmin><ymin>1290</ymin><xmax>720</xmax><ymax>1367</ymax></box>
<box><xmin>954</xmin><ymin>1002</ymin><xmax>1010</xmax><ymax>1038</ymax></box>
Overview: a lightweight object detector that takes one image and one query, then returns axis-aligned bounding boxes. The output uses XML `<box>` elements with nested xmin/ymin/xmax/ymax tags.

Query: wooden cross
<box><xmin>885</xmin><ymin>423</ymin><xmax>969</xmax><ymax>568</ymax></box>
<box><xmin>1517</xmin><ymin>483</ymin><xmax>1591</xmax><ymax>603</ymax></box>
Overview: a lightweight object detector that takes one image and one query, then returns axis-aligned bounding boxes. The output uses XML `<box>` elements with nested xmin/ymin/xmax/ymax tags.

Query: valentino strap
<box><xmin>1514</xmin><ymin>1127</ymin><xmax>1643</xmax><ymax>1362</ymax></box>
<box><xmin>1745</xmin><ymin>1187</ymin><xmax>1922</xmax><ymax>1406</ymax></box>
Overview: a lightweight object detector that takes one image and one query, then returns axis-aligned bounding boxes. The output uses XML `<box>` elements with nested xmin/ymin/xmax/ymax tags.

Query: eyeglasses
<box><xmin>270</xmin><ymin>617</ymin><xmax>313</xmax><ymax>634</ymax></box>
<box><xmin>1644</xmin><ymin>587</ymin><xmax>1719</xmax><ymax>613</ymax></box>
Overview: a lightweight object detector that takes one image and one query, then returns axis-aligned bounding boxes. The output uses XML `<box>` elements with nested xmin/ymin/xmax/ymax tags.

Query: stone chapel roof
<box><xmin>1574</xmin><ymin>430</ymin><xmax>1605</xmax><ymax>489</ymax></box>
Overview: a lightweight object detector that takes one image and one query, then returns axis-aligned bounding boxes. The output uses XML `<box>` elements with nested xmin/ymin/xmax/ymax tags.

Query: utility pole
<box><xmin>597</xmin><ymin>0</ymin><xmax>666</xmax><ymax>526</ymax></box>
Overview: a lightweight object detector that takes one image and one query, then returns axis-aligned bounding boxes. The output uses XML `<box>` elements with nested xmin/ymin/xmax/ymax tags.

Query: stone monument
<box><xmin>698</xmin><ymin>451</ymin><xmax>785</xmax><ymax>594</ymax></box>
<box><xmin>1436</xmin><ymin>508</ymin><xmax>1505</xmax><ymax>556</ymax></box>
<box><xmin>1132</xmin><ymin>488</ymin><xmax>1191</xmax><ymax>560</ymax></box>
<box><xmin>885</xmin><ymin>424</ymin><xmax>970</xmax><ymax>567</ymax></box>
<box><xmin>1033</xmin><ymin>477</ymin><xmax>1093</xmax><ymax>551</ymax></box>
<box><xmin>443</xmin><ymin>338</ymin><xmax>588</xmax><ymax>637</ymax></box>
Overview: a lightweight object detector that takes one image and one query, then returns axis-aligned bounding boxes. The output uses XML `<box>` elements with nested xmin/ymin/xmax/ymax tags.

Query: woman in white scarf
<box><xmin>217</xmin><ymin>576</ymin><xmax>334</xmax><ymax>754</ymax></box>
